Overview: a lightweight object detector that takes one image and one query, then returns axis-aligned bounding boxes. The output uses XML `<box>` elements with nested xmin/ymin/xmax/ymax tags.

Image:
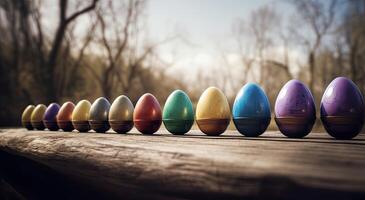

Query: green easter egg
<box><xmin>163</xmin><ymin>90</ymin><xmax>194</xmax><ymax>134</ymax></box>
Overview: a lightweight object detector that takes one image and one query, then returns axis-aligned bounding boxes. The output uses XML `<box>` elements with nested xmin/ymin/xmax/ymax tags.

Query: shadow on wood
<box><xmin>0</xmin><ymin>150</ymin><xmax>116</xmax><ymax>200</ymax></box>
<box><xmin>0</xmin><ymin>129</ymin><xmax>365</xmax><ymax>199</ymax></box>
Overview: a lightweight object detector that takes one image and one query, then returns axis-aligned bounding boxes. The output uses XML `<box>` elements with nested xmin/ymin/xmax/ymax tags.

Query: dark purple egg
<box><xmin>43</xmin><ymin>103</ymin><xmax>60</xmax><ymax>131</ymax></box>
<box><xmin>275</xmin><ymin>80</ymin><xmax>316</xmax><ymax>138</ymax></box>
<box><xmin>321</xmin><ymin>77</ymin><xmax>365</xmax><ymax>139</ymax></box>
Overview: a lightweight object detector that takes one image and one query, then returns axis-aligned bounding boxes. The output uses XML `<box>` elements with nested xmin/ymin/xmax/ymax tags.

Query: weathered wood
<box><xmin>0</xmin><ymin>128</ymin><xmax>365</xmax><ymax>199</ymax></box>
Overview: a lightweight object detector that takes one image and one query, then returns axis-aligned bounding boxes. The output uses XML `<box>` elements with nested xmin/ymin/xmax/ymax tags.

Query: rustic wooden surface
<box><xmin>0</xmin><ymin>128</ymin><xmax>365</xmax><ymax>199</ymax></box>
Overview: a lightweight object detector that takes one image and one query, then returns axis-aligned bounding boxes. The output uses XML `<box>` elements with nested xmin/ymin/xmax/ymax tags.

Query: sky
<box><xmin>147</xmin><ymin>0</ymin><xmax>270</xmax><ymax>42</ymax></box>
<box><xmin>145</xmin><ymin>0</ymin><xmax>280</xmax><ymax>81</ymax></box>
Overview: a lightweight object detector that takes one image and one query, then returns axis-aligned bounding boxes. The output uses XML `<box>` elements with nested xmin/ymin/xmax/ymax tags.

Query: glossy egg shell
<box><xmin>31</xmin><ymin>104</ymin><xmax>47</xmax><ymax>130</ymax></box>
<box><xmin>232</xmin><ymin>83</ymin><xmax>271</xmax><ymax>137</ymax></box>
<box><xmin>72</xmin><ymin>100</ymin><xmax>91</xmax><ymax>132</ymax></box>
<box><xmin>43</xmin><ymin>103</ymin><xmax>60</xmax><ymax>131</ymax></box>
<box><xmin>274</xmin><ymin>80</ymin><xmax>316</xmax><ymax>138</ymax></box>
<box><xmin>89</xmin><ymin>97</ymin><xmax>111</xmax><ymax>133</ymax></box>
<box><xmin>57</xmin><ymin>102</ymin><xmax>75</xmax><ymax>131</ymax></box>
<box><xmin>163</xmin><ymin>90</ymin><xmax>194</xmax><ymax>135</ymax></box>
<box><xmin>196</xmin><ymin>87</ymin><xmax>231</xmax><ymax>136</ymax></box>
<box><xmin>109</xmin><ymin>95</ymin><xmax>134</xmax><ymax>134</ymax></box>
<box><xmin>320</xmin><ymin>77</ymin><xmax>365</xmax><ymax>139</ymax></box>
<box><xmin>133</xmin><ymin>93</ymin><xmax>162</xmax><ymax>134</ymax></box>
<box><xmin>22</xmin><ymin>105</ymin><xmax>35</xmax><ymax>130</ymax></box>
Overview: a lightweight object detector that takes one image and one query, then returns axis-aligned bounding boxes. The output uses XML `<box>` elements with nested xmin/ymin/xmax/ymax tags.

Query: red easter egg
<box><xmin>133</xmin><ymin>93</ymin><xmax>162</xmax><ymax>134</ymax></box>
<box><xmin>57</xmin><ymin>101</ymin><xmax>75</xmax><ymax>131</ymax></box>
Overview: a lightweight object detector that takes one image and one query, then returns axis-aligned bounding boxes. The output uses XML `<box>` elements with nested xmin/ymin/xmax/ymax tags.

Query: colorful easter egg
<box><xmin>72</xmin><ymin>100</ymin><xmax>91</xmax><ymax>132</ymax></box>
<box><xmin>232</xmin><ymin>83</ymin><xmax>271</xmax><ymax>137</ymax></box>
<box><xmin>109</xmin><ymin>95</ymin><xmax>134</xmax><ymax>134</ymax></box>
<box><xmin>57</xmin><ymin>102</ymin><xmax>75</xmax><ymax>131</ymax></box>
<box><xmin>133</xmin><ymin>93</ymin><xmax>162</xmax><ymax>134</ymax></box>
<box><xmin>89</xmin><ymin>97</ymin><xmax>110</xmax><ymax>133</ymax></box>
<box><xmin>43</xmin><ymin>103</ymin><xmax>60</xmax><ymax>131</ymax></box>
<box><xmin>163</xmin><ymin>90</ymin><xmax>194</xmax><ymax>135</ymax></box>
<box><xmin>31</xmin><ymin>104</ymin><xmax>47</xmax><ymax>130</ymax></box>
<box><xmin>321</xmin><ymin>77</ymin><xmax>365</xmax><ymax>139</ymax></box>
<box><xmin>274</xmin><ymin>80</ymin><xmax>316</xmax><ymax>138</ymax></box>
<box><xmin>22</xmin><ymin>105</ymin><xmax>35</xmax><ymax>130</ymax></box>
<box><xmin>196</xmin><ymin>87</ymin><xmax>231</xmax><ymax>136</ymax></box>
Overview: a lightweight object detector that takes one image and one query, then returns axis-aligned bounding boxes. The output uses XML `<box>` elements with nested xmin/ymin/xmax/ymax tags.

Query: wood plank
<box><xmin>0</xmin><ymin>128</ymin><xmax>364</xmax><ymax>199</ymax></box>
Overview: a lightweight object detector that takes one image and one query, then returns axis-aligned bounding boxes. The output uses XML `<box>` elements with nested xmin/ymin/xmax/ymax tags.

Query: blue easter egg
<box><xmin>232</xmin><ymin>83</ymin><xmax>271</xmax><ymax>136</ymax></box>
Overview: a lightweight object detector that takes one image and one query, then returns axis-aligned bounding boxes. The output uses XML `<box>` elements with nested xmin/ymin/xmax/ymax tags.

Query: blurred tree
<box><xmin>0</xmin><ymin>0</ymin><xmax>183</xmax><ymax>125</ymax></box>
<box><xmin>83</xmin><ymin>0</ymin><xmax>177</xmax><ymax>101</ymax></box>
<box><xmin>84</xmin><ymin>0</ymin><xmax>149</xmax><ymax>100</ymax></box>
<box><xmin>0</xmin><ymin>0</ymin><xmax>99</xmax><ymax>125</ymax></box>
<box><xmin>290</xmin><ymin>0</ymin><xmax>337</xmax><ymax>92</ymax></box>
<box><xmin>46</xmin><ymin>0</ymin><xmax>99</xmax><ymax>101</ymax></box>
<box><xmin>341</xmin><ymin>0</ymin><xmax>365</xmax><ymax>93</ymax></box>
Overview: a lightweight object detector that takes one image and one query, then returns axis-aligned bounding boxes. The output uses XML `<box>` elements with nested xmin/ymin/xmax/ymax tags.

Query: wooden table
<box><xmin>0</xmin><ymin>128</ymin><xmax>364</xmax><ymax>199</ymax></box>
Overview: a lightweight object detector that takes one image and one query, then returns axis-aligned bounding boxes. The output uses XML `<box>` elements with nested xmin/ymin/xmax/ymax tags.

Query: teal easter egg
<box><xmin>163</xmin><ymin>90</ymin><xmax>194</xmax><ymax>134</ymax></box>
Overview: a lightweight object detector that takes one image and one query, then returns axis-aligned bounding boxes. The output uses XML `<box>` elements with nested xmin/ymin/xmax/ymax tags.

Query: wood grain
<box><xmin>0</xmin><ymin>128</ymin><xmax>364</xmax><ymax>199</ymax></box>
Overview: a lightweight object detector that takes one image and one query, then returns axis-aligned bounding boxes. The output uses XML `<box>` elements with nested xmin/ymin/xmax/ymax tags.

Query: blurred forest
<box><xmin>0</xmin><ymin>0</ymin><xmax>364</xmax><ymax>126</ymax></box>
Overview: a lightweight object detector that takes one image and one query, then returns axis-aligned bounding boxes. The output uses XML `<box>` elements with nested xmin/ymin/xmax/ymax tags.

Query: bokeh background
<box><xmin>0</xmin><ymin>0</ymin><xmax>364</xmax><ymax>128</ymax></box>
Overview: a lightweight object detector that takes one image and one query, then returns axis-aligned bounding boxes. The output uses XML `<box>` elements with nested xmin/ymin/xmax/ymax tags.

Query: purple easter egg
<box><xmin>321</xmin><ymin>77</ymin><xmax>365</xmax><ymax>139</ymax></box>
<box><xmin>274</xmin><ymin>80</ymin><xmax>316</xmax><ymax>138</ymax></box>
<box><xmin>43</xmin><ymin>103</ymin><xmax>60</xmax><ymax>131</ymax></box>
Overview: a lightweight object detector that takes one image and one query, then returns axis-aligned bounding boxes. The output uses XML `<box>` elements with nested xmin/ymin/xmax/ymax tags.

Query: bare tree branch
<box><xmin>65</xmin><ymin>0</ymin><xmax>98</xmax><ymax>24</ymax></box>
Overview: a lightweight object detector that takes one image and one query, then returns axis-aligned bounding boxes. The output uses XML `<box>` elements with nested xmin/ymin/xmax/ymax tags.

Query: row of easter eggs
<box><xmin>22</xmin><ymin>77</ymin><xmax>365</xmax><ymax>139</ymax></box>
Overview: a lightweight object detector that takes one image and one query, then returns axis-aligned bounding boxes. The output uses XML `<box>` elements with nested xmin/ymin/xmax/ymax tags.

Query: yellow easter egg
<box><xmin>30</xmin><ymin>104</ymin><xmax>47</xmax><ymax>130</ymax></box>
<box><xmin>196</xmin><ymin>87</ymin><xmax>231</xmax><ymax>136</ymax></box>
<box><xmin>22</xmin><ymin>105</ymin><xmax>35</xmax><ymax>130</ymax></box>
<box><xmin>72</xmin><ymin>100</ymin><xmax>91</xmax><ymax>132</ymax></box>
